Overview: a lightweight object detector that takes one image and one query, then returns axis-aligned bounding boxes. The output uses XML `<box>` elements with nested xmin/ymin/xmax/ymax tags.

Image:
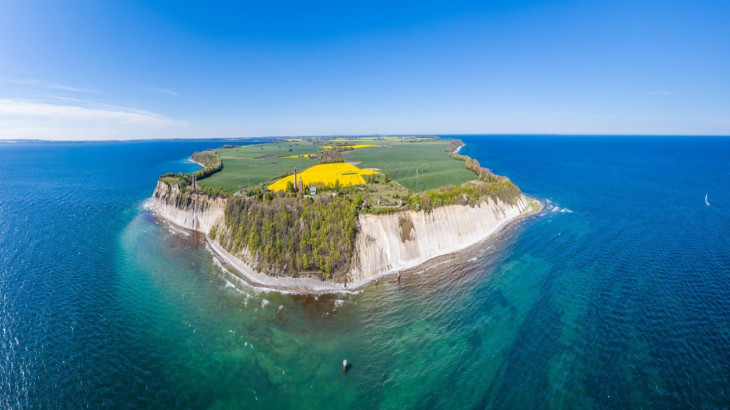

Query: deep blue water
<box><xmin>1</xmin><ymin>136</ymin><xmax>729</xmax><ymax>408</ymax></box>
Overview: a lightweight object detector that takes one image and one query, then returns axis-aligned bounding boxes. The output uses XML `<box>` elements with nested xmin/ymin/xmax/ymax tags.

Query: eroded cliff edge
<box><xmin>350</xmin><ymin>196</ymin><xmax>529</xmax><ymax>283</ymax></box>
<box><xmin>151</xmin><ymin>180</ymin><xmax>225</xmax><ymax>234</ymax></box>
<box><xmin>150</xmin><ymin>180</ymin><xmax>535</xmax><ymax>293</ymax></box>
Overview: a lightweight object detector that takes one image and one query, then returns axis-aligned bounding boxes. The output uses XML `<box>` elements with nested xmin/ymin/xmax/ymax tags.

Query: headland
<box><xmin>151</xmin><ymin>136</ymin><xmax>540</xmax><ymax>293</ymax></box>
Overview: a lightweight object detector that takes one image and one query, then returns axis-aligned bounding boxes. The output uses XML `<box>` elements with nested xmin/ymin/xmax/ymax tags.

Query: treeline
<box><xmin>404</xmin><ymin>178</ymin><xmax>521</xmax><ymax>212</ymax></box>
<box><xmin>450</xmin><ymin>150</ymin><xmax>516</xmax><ymax>186</ymax></box>
<box><xmin>159</xmin><ymin>172</ymin><xmax>229</xmax><ymax>199</ymax></box>
<box><xmin>191</xmin><ymin>150</ymin><xmax>222</xmax><ymax>180</ymax></box>
<box><xmin>158</xmin><ymin>150</ymin><xmax>222</xmax><ymax>192</ymax></box>
<box><xmin>160</xmin><ymin>172</ymin><xmax>193</xmax><ymax>189</ymax></box>
<box><xmin>216</xmin><ymin>195</ymin><xmax>359</xmax><ymax>281</ymax></box>
<box><xmin>317</xmin><ymin>148</ymin><xmax>344</xmax><ymax>164</ymax></box>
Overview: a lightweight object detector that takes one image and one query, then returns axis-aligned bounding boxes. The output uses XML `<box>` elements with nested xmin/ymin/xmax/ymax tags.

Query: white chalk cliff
<box><xmin>151</xmin><ymin>181</ymin><xmax>225</xmax><ymax>234</ymax></box>
<box><xmin>349</xmin><ymin>196</ymin><xmax>529</xmax><ymax>283</ymax></box>
<box><xmin>151</xmin><ymin>181</ymin><xmax>531</xmax><ymax>292</ymax></box>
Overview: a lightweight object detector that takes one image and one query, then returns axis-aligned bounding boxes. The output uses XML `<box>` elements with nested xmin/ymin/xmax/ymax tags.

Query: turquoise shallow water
<box><xmin>1</xmin><ymin>136</ymin><xmax>729</xmax><ymax>408</ymax></box>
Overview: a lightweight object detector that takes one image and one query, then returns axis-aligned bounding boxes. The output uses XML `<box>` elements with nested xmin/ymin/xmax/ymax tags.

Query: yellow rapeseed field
<box><xmin>320</xmin><ymin>144</ymin><xmax>376</xmax><ymax>150</ymax></box>
<box><xmin>268</xmin><ymin>163</ymin><xmax>379</xmax><ymax>191</ymax></box>
<box><xmin>281</xmin><ymin>153</ymin><xmax>314</xmax><ymax>158</ymax></box>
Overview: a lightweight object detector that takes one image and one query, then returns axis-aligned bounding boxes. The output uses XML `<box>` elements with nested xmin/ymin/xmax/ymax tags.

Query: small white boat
<box><xmin>705</xmin><ymin>193</ymin><xmax>710</xmax><ymax>206</ymax></box>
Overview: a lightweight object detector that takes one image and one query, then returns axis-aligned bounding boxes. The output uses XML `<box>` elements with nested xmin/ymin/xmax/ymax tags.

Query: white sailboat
<box><xmin>705</xmin><ymin>193</ymin><xmax>710</xmax><ymax>206</ymax></box>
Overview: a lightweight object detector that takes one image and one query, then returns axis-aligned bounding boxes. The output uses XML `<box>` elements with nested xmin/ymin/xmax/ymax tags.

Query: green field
<box><xmin>197</xmin><ymin>142</ymin><xmax>319</xmax><ymax>191</ymax></box>
<box><xmin>197</xmin><ymin>137</ymin><xmax>476</xmax><ymax>192</ymax></box>
<box><xmin>343</xmin><ymin>140</ymin><xmax>475</xmax><ymax>191</ymax></box>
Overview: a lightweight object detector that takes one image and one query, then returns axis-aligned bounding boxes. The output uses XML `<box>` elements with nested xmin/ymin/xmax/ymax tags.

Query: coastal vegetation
<box><xmin>398</xmin><ymin>215</ymin><xmax>414</xmax><ymax>242</ymax></box>
<box><xmin>158</xmin><ymin>150</ymin><xmax>225</xmax><ymax>196</ymax></box>
<box><xmin>215</xmin><ymin>195</ymin><xmax>359</xmax><ymax>281</ymax></box>
<box><xmin>403</xmin><ymin>178</ymin><xmax>521</xmax><ymax>212</ymax></box>
<box><xmin>190</xmin><ymin>150</ymin><xmax>222</xmax><ymax>180</ymax></box>
<box><xmin>159</xmin><ymin>172</ymin><xmax>228</xmax><ymax>199</ymax></box>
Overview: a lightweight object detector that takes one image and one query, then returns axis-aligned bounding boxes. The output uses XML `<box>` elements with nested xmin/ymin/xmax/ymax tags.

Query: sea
<box><xmin>1</xmin><ymin>135</ymin><xmax>729</xmax><ymax>408</ymax></box>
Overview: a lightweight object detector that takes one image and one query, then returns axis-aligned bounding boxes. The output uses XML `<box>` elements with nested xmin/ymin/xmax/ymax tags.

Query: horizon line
<box><xmin>2</xmin><ymin>133</ymin><xmax>730</xmax><ymax>143</ymax></box>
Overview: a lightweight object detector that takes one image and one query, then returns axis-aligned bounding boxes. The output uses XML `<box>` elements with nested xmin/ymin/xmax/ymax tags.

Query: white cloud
<box><xmin>149</xmin><ymin>87</ymin><xmax>179</xmax><ymax>97</ymax></box>
<box><xmin>0</xmin><ymin>99</ymin><xmax>186</xmax><ymax>126</ymax></box>
<box><xmin>0</xmin><ymin>99</ymin><xmax>189</xmax><ymax>140</ymax></box>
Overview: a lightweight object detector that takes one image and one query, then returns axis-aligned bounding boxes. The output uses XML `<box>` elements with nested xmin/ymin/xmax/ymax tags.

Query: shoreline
<box><xmin>206</xmin><ymin>237</ymin><xmax>354</xmax><ymax>294</ymax></box>
<box><xmin>454</xmin><ymin>142</ymin><xmax>465</xmax><ymax>154</ymax></box>
<box><xmin>154</xmin><ymin>195</ymin><xmax>543</xmax><ymax>295</ymax></box>
<box><xmin>189</xmin><ymin>158</ymin><xmax>205</xmax><ymax>168</ymax></box>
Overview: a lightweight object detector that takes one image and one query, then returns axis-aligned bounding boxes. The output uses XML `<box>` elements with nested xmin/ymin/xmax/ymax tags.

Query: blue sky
<box><xmin>1</xmin><ymin>0</ymin><xmax>728</xmax><ymax>140</ymax></box>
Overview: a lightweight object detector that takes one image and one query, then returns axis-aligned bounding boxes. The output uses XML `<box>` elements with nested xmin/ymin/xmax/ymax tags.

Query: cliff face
<box><xmin>150</xmin><ymin>181</ymin><xmax>225</xmax><ymax>234</ymax></box>
<box><xmin>349</xmin><ymin>196</ymin><xmax>529</xmax><ymax>283</ymax></box>
<box><xmin>151</xmin><ymin>180</ymin><xmax>531</xmax><ymax>290</ymax></box>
